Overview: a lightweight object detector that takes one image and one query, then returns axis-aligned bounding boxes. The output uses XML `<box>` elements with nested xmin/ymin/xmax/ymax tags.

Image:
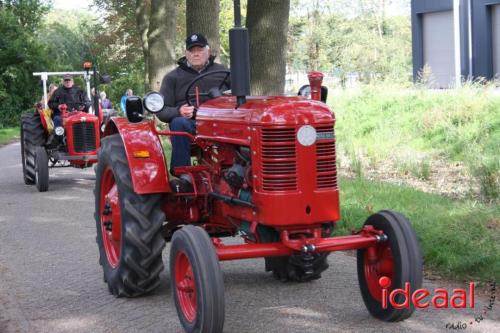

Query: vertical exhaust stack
<box><xmin>230</xmin><ymin>0</ymin><xmax>250</xmax><ymax>108</ymax></box>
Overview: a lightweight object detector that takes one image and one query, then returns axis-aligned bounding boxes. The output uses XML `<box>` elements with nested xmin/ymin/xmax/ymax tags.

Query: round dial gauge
<box><xmin>297</xmin><ymin>125</ymin><xmax>316</xmax><ymax>146</ymax></box>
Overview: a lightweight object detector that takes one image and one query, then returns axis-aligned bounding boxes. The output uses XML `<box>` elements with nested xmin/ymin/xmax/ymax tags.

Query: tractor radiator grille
<box><xmin>72</xmin><ymin>122</ymin><xmax>96</xmax><ymax>153</ymax></box>
<box><xmin>260</xmin><ymin>128</ymin><xmax>297</xmax><ymax>191</ymax></box>
<box><xmin>316</xmin><ymin>126</ymin><xmax>337</xmax><ymax>189</ymax></box>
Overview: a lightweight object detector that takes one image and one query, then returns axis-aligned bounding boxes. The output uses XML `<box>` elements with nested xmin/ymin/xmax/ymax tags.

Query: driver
<box><xmin>48</xmin><ymin>74</ymin><xmax>90</xmax><ymax>129</ymax></box>
<box><xmin>157</xmin><ymin>32</ymin><xmax>229</xmax><ymax>192</ymax></box>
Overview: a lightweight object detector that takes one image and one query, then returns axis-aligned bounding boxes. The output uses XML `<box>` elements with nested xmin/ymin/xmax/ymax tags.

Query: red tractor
<box><xmin>95</xmin><ymin>4</ymin><xmax>422</xmax><ymax>333</ymax></box>
<box><xmin>21</xmin><ymin>63</ymin><xmax>112</xmax><ymax>191</ymax></box>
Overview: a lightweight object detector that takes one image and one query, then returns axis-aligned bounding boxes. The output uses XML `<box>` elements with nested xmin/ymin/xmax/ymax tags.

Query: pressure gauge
<box><xmin>297</xmin><ymin>125</ymin><xmax>316</xmax><ymax>146</ymax></box>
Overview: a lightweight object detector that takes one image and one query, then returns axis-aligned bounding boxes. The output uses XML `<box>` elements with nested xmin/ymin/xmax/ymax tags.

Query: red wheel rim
<box><xmin>100</xmin><ymin>166</ymin><xmax>121</xmax><ymax>268</ymax></box>
<box><xmin>175</xmin><ymin>251</ymin><xmax>197</xmax><ymax>322</ymax></box>
<box><xmin>363</xmin><ymin>243</ymin><xmax>394</xmax><ymax>302</ymax></box>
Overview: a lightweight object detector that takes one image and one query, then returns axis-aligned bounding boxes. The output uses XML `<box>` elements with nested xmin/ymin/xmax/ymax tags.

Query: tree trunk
<box><xmin>247</xmin><ymin>0</ymin><xmax>290</xmax><ymax>95</ymax></box>
<box><xmin>136</xmin><ymin>0</ymin><xmax>151</xmax><ymax>91</ymax></box>
<box><xmin>186</xmin><ymin>0</ymin><xmax>220</xmax><ymax>57</ymax></box>
<box><xmin>307</xmin><ymin>0</ymin><xmax>321</xmax><ymax>71</ymax></box>
<box><xmin>147</xmin><ymin>0</ymin><xmax>177</xmax><ymax>91</ymax></box>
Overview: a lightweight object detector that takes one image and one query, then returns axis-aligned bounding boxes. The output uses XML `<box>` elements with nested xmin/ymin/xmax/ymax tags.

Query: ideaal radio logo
<box><xmin>377</xmin><ymin>277</ymin><xmax>496</xmax><ymax>330</ymax></box>
<box><xmin>445</xmin><ymin>281</ymin><xmax>496</xmax><ymax>330</ymax></box>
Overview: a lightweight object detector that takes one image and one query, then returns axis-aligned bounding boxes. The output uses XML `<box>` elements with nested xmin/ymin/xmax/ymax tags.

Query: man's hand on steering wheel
<box><xmin>179</xmin><ymin>104</ymin><xmax>195</xmax><ymax>119</ymax></box>
<box><xmin>69</xmin><ymin>101</ymin><xmax>90</xmax><ymax>112</ymax></box>
<box><xmin>185</xmin><ymin>70</ymin><xmax>231</xmax><ymax>107</ymax></box>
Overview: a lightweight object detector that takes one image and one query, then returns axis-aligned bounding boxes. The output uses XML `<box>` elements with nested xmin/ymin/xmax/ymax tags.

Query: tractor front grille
<box><xmin>72</xmin><ymin>122</ymin><xmax>96</xmax><ymax>153</ymax></box>
<box><xmin>260</xmin><ymin>128</ymin><xmax>297</xmax><ymax>191</ymax></box>
<box><xmin>316</xmin><ymin>126</ymin><xmax>337</xmax><ymax>189</ymax></box>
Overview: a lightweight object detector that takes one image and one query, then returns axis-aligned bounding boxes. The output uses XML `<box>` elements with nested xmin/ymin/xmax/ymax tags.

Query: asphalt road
<box><xmin>0</xmin><ymin>141</ymin><xmax>498</xmax><ymax>333</ymax></box>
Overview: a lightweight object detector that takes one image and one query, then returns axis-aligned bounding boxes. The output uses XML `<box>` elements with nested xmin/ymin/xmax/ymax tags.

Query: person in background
<box><xmin>120</xmin><ymin>89</ymin><xmax>133</xmax><ymax>113</ymax></box>
<box><xmin>100</xmin><ymin>91</ymin><xmax>112</xmax><ymax>109</ymax></box>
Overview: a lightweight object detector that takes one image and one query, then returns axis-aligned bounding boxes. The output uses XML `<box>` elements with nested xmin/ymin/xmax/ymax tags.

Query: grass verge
<box><xmin>331</xmin><ymin>84</ymin><xmax>500</xmax><ymax>201</ymax></box>
<box><xmin>0</xmin><ymin>127</ymin><xmax>19</xmax><ymax>145</ymax></box>
<box><xmin>336</xmin><ymin>177</ymin><xmax>500</xmax><ymax>283</ymax></box>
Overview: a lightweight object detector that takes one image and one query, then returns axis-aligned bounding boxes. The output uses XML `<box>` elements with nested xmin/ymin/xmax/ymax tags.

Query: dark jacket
<box><xmin>157</xmin><ymin>55</ymin><xmax>228</xmax><ymax>123</ymax></box>
<box><xmin>48</xmin><ymin>85</ymin><xmax>89</xmax><ymax>113</ymax></box>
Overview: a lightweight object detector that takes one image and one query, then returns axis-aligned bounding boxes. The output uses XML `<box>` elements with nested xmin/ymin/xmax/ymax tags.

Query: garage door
<box><xmin>493</xmin><ymin>5</ymin><xmax>500</xmax><ymax>78</ymax></box>
<box><xmin>423</xmin><ymin>11</ymin><xmax>455</xmax><ymax>88</ymax></box>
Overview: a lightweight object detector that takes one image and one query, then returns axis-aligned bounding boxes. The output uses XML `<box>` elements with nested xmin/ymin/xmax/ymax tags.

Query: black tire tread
<box><xmin>35</xmin><ymin>146</ymin><xmax>49</xmax><ymax>192</ymax></box>
<box><xmin>170</xmin><ymin>225</ymin><xmax>225</xmax><ymax>333</ymax></box>
<box><xmin>266</xmin><ymin>253</ymin><xmax>329</xmax><ymax>282</ymax></box>
<box><xmin>380</xmin><ymin>210</ymin><xmax>423</xmax><ymax>321</ymax></box>
<box><xmin>95</xmin><ymin>134</ymin><xmax>166</xmax><ymax>297</ymax></box>
<box><xmin>21</xmin><ymin>112</ymin><xmax>45</xmax><ymax>184</ymax></box>
<box><xmin>357</xmin><ymin>210</ymin><xmax>423</xmax><ymax>322</ymax></box>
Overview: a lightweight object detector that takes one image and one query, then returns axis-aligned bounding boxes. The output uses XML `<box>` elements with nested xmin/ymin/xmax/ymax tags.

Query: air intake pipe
<box><xmin>308</xmin><ymin>71</ymin><xmax>324</xmax><ymax>102</ymax></box>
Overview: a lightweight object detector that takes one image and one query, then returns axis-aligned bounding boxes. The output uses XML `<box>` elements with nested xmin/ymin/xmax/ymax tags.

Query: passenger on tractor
<box><xmin>157</xmin><ymin>32</ymin><xmax>229</xmax><ymax>192</ymax></box>
<box><xmin>48</xmin><ymin>74</ymin><xmax>90</xmax><ymax>129</ymax></box>
<box><xmin>36</xmin><ymin>83</ymin><xmax>58</xmax><ymax>134</ymax></box>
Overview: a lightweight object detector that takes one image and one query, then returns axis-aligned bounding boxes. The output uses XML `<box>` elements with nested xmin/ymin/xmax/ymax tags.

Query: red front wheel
<box><xmin>357</xmin><ymin>210</ymin><xmax>423</xmax><ymax>322</ymax></box>
<box><xmin>170</xmin><ymin>225</ymin><xmax>225</xmax><ymax>333</ymax></box>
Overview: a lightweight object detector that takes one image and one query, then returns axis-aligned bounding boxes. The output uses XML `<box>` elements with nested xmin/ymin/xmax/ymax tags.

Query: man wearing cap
<box><xmin>48</xmin><ymin>74</ymin><xmax>90</xmax><ymax>128</ymax></box>
<box><xmin>157</xmin><ymin>32</ymin><xmax>229</xmax><ymax>192</ymax></box>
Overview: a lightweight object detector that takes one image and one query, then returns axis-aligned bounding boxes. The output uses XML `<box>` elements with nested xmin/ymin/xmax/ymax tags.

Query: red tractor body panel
<box><xmin>104</xmin><ymin>117</ymin><xmax>171</xmax><ymax>194</ymax></box>
<box><xmin>64</xmin><ymin>111</ymin><xmax>100</xmax><ymax>166</ymax></box>
<box><xmin>197</xmin><ymin>96</ymin><xmax>339</xmax><ymax>226</ymax></box>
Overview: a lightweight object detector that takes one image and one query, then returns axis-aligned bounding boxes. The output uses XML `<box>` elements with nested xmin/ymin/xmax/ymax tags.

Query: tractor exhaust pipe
<box><xmin>230</xmin><ymin>0</ymin><xmax>250</xmax><ymax>108</ymax></box>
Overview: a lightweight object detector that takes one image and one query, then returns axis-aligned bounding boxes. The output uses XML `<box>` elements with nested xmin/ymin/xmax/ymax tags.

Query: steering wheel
<box><xmin>66</xmin><ymin>101</ymin><xmax>91</xmax><ymax>112</ymax></box>
<box><xmin>184</xmin><ymin>70</ymin><xmax>231</xmax><ymax>107</ymax></box>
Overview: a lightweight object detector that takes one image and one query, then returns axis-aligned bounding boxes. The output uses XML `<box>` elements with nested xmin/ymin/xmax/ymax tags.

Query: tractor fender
<box><xmin>102</xmin><ymin>118</ymin><xmax>171</xmax><ymax>194</ymax></box>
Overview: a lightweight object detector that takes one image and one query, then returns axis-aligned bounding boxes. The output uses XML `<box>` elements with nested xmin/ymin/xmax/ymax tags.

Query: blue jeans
<box><xmin>170</xmin><ymin>117</ymin><xmax>196</xmax><ymax>174</ymax></box>
<box><xmin>53</xmin><ymin>114</ymin><xmax>62</xmax><ymax>128</ymax></box>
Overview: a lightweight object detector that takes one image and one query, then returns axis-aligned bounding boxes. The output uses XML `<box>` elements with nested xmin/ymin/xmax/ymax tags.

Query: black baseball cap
<box><xmin>186</xmin><ymin>33</ymin><xmax>208</xmax><ymax>50</ymax></box>
<box><xmin>63</xmin><ymin>74</ymin><xmax>73</xmax><ymax>80</ymax></box>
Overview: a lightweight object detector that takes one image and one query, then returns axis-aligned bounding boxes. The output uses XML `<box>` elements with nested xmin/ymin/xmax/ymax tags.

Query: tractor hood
<box><xmin>196</xmin><ymin>96</ymin><xmax>334</xmax><ymax>146</ymax></box>
<box><xmin>197</xmin><ymin>96</ymin><xmax>334</xmax><ymax>126</ymax></box>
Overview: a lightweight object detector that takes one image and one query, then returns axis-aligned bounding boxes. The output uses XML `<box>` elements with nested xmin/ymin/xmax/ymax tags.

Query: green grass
<box><xmin>0</xmin><ymin>127</ymin><xmax>19</xmax><ymax>145</ymax></box>
<box><xmin>330</xmin><ymin>84</ymin><xmax>500</xmax><ymax>201</ymax></box>
<box><xmin>337</xmin><ymin>177</ymin><xmax>500</xmax><ymax>283</ymax></box>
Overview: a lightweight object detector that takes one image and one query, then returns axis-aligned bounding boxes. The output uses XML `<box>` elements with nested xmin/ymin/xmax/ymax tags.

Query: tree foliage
<box><xmin>288</xmin><ymin>0</ymin><xmax>411</xmax><ymax>83</ymax></box>
<box><xmin>0</xmin><ymin>4</ymin><xmax>50</xmax><ymax>127</ymax></box>
<box><xmin>0</xmin><ymin>0</ymin><xmax>413</xmax><ymax>127</ymax></box>
<box><xmin>0</xmin><ymin>0</ymin><xmax>50</xmax><ymax>33</ymax></box>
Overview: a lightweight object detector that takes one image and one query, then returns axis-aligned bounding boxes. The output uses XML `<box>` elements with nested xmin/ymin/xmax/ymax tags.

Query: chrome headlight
<box><xmin>143</xmin><ymin>92</ymin><xmax>164</xmax><ymax>113</ymax></box>
<box><xmin>55</xmin><ymin>126</ymin><xmax>65</xmax><ymax>136</ymax></box>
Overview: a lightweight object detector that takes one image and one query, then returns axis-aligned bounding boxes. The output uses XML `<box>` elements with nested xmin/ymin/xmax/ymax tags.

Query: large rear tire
<box><xmin>357</xmin><ymin>210</ymin><xmax>423</xmax><ymax>322</ymax></box>
<box><xmin>170</xmin><ymin>225</ymin><xmax>225</xmax><ymax>333</ymax></box>
<box><xmin>95</xmin><ymin>134</ymin><xmax>166</xmax><ymax>297</ymax></box>
<box><xmin>35</xmin><ymin>146</ymin><xmax>49</xmax><ymax>192</ymax></box>
<box><xmin>21</xmin><ymin>112</ymin><xmax>45</xmax><ymax>185</ymax></box>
